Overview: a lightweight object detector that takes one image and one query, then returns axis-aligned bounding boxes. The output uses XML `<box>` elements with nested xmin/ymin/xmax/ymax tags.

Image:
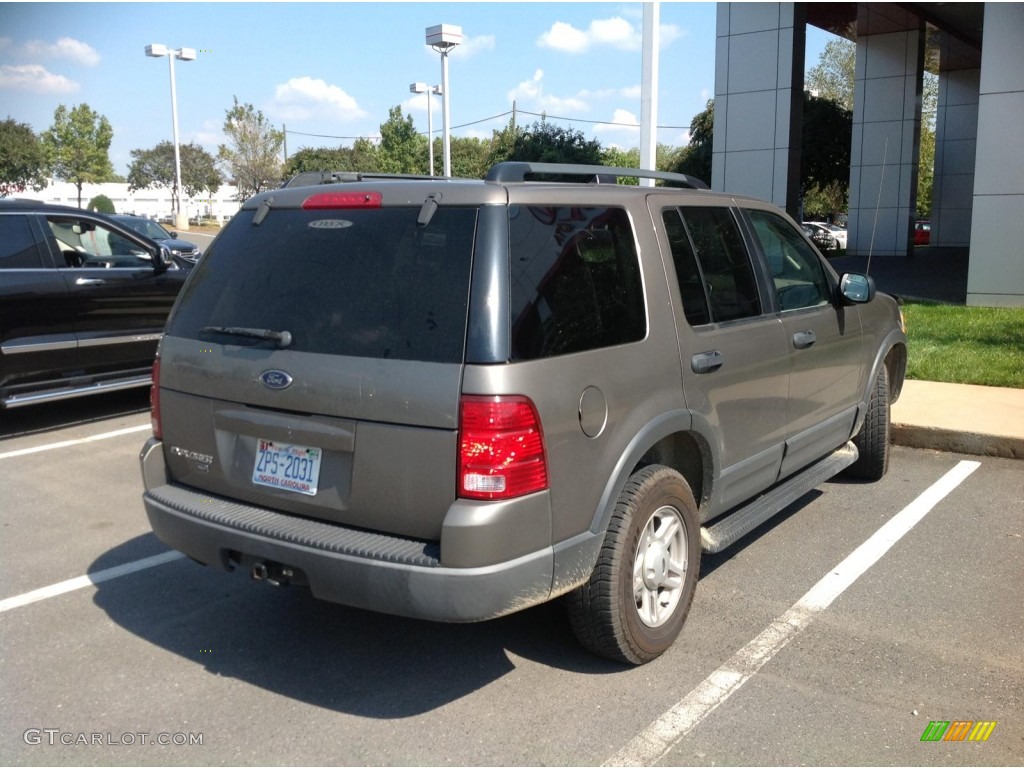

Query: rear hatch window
<box><xmin>158</xmin><ymin>204</ymin><xmax>478</xmax><ymax>541</ymax></box>
<box><xmin>167</xmin><ymin>206</ymin><xmax>477</xmax><ymax>363</ymax></box>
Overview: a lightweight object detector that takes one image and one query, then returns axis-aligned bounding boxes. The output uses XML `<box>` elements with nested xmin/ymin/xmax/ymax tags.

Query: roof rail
<box><xmin>485</xmin><ymin>161</ymin><xmax>709</xmax><ymax>189</ymax></box>
<box><xmin>281</xmin><ymin>171</ymin><xmax>439</xmax><ymax>188</ymax></box>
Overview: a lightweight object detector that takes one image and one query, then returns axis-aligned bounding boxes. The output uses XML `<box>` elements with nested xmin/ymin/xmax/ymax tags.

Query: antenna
<box><xmin>866</xmin><ymin>137</ymin><xmax>888</xmax><ymax>275</ymax></box>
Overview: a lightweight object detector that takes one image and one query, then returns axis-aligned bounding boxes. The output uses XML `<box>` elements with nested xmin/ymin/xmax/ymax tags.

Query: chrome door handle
<box><xmin>691</xmin><ymin>350</ymin><xmax>724</xmax><ymax>374</ymax></box>
<box><xmin>75</xmin><ymin>278</ymin><xmax>106</xmax><ymax>286</ymax></box>
<box><xmin>792</xmin><ymin>331</ymin><xmax>816</xmax><ymax>349</ymax></box>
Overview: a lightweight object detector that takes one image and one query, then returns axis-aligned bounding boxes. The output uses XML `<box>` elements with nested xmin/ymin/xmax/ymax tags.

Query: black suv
<box><xmin>0</xmin><ymin>199</ymin><xmax>190</xmax><ymax>409</ymax></box>
<box><xmin>110</xmin><ymin>214</ymin><xmax>203</xmax><ymax>267</ymax></box>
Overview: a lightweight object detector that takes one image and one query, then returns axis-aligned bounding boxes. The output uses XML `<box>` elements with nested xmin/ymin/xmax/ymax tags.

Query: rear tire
<box><xmin>566</xmin><ymin>465</ymin><xmax>700</xmax><ymax>665</ymax></box>
<box><xmin>849</xmin><ymin>365</ymin><xmax>891</xmax><ymax>480</ymax></box>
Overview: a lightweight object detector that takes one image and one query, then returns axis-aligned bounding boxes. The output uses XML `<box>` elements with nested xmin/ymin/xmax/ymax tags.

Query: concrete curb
<box><xmin>892</xmin><ymin>424</ymin><xmax>1024</xmax><ymax>460</ymax></box>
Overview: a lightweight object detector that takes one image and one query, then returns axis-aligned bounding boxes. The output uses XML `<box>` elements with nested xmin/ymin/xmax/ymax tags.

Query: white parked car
<box><xmin>826</xmin><ymin>223</ymin><xmax>848</xmax><ymax>249</ymax></box>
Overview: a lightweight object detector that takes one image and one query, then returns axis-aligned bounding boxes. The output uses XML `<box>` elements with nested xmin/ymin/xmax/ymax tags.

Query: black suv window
<box><xmin>748</xmin><ymin>209</ymin><xmax>832</xmax><ymax>311</ymax></box>
<box><xmin>666</xmin><ymin>206</ymin><xmax>762</xmax><ymax>323</ymax></box>
<box><xmin>166</xmin><ymin>207</ymin><xmax>477</xmax><ymax>364</ymax></box>
<box><xmin>509</xmin><ymin>206</ymin><xmax>645</xmax><ymax>360</ymax></box>
<box><xmin>0</xmin><ymin>215</ymin><xmax>43</xmax><ymax>269</ymax></box>
<box><xmin>46</xmin><ymin>217</ymin><xmax>152</xmax><ymax>269</ymax></box>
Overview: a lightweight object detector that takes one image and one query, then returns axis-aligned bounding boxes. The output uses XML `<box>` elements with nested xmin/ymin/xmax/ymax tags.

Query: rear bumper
<box><xmin>140</xmin><ymin>439</ymin><xmax>556</xmax><ymax>622</ymax></box>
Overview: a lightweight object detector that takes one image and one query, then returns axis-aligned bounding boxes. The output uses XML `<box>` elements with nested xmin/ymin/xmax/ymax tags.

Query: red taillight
<box><xmin>302</xmin><ymin>191</ymin><xmax>382</xmax><ymax>209</ymax></box>
<box><xmin>458</xmin><ymin>395</ymin><xmax>548</xmax><ymax>501</ymax></box>
<box><xmin>150</xmin><ymin>357</ymin><xmax>162</xmax><ymax>439</ymax></box>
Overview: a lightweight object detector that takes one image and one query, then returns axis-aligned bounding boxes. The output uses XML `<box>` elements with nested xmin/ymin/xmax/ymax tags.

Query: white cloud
<box><xmin>0</xmin><ymin>64</ymin><xmax>78</xmax><ymax>93</ymax></box>
<box><xmin>589</xmin><ymin>17</ymin><xmax>641</xmax><ymax>49</ymax></box>
<box><xmin>538</xmin><ymin>18</ymin><xmax>683</xmax><ymax>53</ymax></box>
<box><xmin>537</xmin><ymin>21</ymin><xmax>590</xmax><ymax>53</ymax></box>
<box><xmin>594</xmin><ymin>109</ymin><xmax>641</xmax><ymax>136</ymax></box>
<box><xmin>268</xmin><ymin>76</ymin><xmax>367</xmax><ymax>122</ymax></box>
<box><xmin>659</xmin><ymin>24</ymin><xmax>684</xmax><ymax>47</ymax></box>
<box><xmin>507</xmin><ymin>69</ymin><xmax>588</xmax><ymax>115</ymax></box>
<box><xmin>450</xmin><ymin>33</ymin><xmax>495</xmax><ymax>59</ymax></box>
<box><xmin>23</xmin><ymin>37</ymin><xmax>100</xmax><ymax>66</ymax></box>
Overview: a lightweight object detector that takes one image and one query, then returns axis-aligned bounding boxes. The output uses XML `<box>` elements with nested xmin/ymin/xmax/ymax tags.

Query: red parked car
<box><xmin>914</xmin><ymin>220</ymin><xmax>931</xmax><ymax>246</ymax></box>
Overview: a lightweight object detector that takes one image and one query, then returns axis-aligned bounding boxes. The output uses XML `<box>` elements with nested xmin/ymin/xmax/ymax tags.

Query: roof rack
<box><xmin>281</xmin><ymin>171</ymin><xmax>439</xmax><ymax>188</ymax></box>
<box><xmin>484</xmin><ymin>161</ymin><xmax>709</xmax><ymax>189</ymax></box>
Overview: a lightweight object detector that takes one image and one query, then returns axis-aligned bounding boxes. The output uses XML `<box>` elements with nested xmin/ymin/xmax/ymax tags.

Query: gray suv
<box><xmin>141</xmin><ymin>163</ymin><xmax>906</xmax><ymax>664</ymax></box>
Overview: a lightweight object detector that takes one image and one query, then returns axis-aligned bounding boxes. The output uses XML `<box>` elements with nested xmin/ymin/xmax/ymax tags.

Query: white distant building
<box><xmin>17</xmin><ymin>179</ymin><xmax>243</xmax><ymax>222</ymax></box>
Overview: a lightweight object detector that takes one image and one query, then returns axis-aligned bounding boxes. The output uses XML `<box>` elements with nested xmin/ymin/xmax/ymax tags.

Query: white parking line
<box><xmin>606</xmin><ymin>459</ymin><xmax>981</xmax><ymax>767</ymax></box>
<box><xmin>0</xmin><ymin>424</ymin><xmax>151</xmax><ymax>460</ymax></box>
<box><xmin>0</xmin><ymin>551</ymin><xmax>186</xmax><ymax>614</ymax></box>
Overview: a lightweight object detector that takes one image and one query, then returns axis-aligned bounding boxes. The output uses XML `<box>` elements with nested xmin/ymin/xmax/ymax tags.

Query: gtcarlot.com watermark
<box><xmin>24</xmin><ymin>729</ymin><xmax>203</xmax><ymax>747</ymax></box>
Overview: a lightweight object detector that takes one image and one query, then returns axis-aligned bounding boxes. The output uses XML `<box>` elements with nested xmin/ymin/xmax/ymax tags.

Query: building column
<box><xmin>846</xmin><ymin>16</ymin><xmax>925</xmax><ymax>257</ymax></box>
<box><xmin>967</xmin><ymin>3</ymin><xmax>1024</xmax><ymax>306</ymax></box>
<box><xmin>712</xmin><ymin>2</ymin><xmax>805</xmax><ymax>220</ymax></box>
<box><xmin>931</xmin><ymin>39</ymin><xmax>980</xmax><ymax>249</ymax></box>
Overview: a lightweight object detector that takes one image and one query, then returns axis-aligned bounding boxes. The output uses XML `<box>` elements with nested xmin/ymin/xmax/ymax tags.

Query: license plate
<box><xmin>252</xmin><ymin>439</ymin><xmax>322</xmax><ymax>496</ymax></box>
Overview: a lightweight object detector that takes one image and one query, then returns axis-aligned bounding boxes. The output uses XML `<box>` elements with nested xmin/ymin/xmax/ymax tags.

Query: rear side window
<box><xmin>166</xmin><ymin>207</ymin><xmax>477</xmax><ymax>364</ymax></box>
<box><xmin>509</xmin><ymin>206</ymin><xmax>645</xmax><ymax>360</ymax></box>
<box><xmin>0</xmin><ymin>215</ymin><xmax>43</xmax><ymax>269</ymax></box>
<box><xmin>674</xmin><ymin>206</ymin><xmax>762</xmax><ymax>323</ymax></box>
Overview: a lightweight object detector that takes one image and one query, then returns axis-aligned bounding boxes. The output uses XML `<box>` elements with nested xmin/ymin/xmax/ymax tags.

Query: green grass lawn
<box><xmin>902</xmin><ymin>302</ymin><xmax>1024</xmax><ymax>388</ymax></box>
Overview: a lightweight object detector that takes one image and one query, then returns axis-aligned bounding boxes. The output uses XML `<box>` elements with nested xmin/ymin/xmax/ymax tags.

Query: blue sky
<box><xmin>1</xmin><ymin>2</ymin><xmax>833</xmax><ymax>175</ymax></box>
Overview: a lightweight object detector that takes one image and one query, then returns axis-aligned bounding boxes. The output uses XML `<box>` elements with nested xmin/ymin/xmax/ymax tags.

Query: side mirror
<box><xmin>839</xmin><ymin>272</ymin><xmax>876</xmax><ymax>304</ymax></box>
<box><xmin>155</xmin><ymin>244</ymin><xmax>174</xmax><ymax>272</ymax></box>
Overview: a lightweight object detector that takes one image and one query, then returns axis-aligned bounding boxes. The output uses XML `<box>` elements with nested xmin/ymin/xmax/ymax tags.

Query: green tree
<box><xmin>449</xmin><ymin>136</ymin><xmax>491</xmax><ymax>179</ymax></box>
<box><xmin>128</xmin><ymin>141</ymin><xmax>221</xmax><ymax>212</ymax></box>
<box><xmin>41</xmin><ymin>103</ymin><xmax>115</xmax><ymax>207</ymax></box>
<box><xmin>801</xmin><ymin>94</ymin><xmax>852</xmax><ymax>191</ymax></box>
<box><xmin>485</xmin><ymin>114</ymin><xmax>523</xmax><ymax>169</ymax></box>
<box><xmin>806</xmin><ymin>38</ymin><xmax>855</xmax><ymax>110</ymax></box>
<box><xmin>509</xmin><ymin>120</ymin><xmax>604</xmax><ymax>167</ymax></box>
<box><xmin>668</xmin><ymin>99</ymin><xmax>714</xmax><ymax>184</ymax></box>
<box><xmin>599</xmin><ymin>146</ymin><xmax>640</xmax><ymax>184</ymax></box>
<box><xmin>87</xmin><ymin>194</ymin><xmax>115</xmax><ymax>213</ymax></box>
<box><xmin>281</xmin><ymin>141</ymin><xmax>383</xmax><ymax>179</ymax></box>
<box><xmin>217</xmin><ymin>97</ymin><xmax>283</xmax><ymax>201</ymax></box>
<box><xmin>378</xmin><ymin>106</ymin><xmax>425</xmax><ymax>174</ymax></box>
<box><xmin>0</xmin><ymin>118</ymin><xmax>49</xmax><ymax>197</ymax></box>
<box><xmin>917</xmin><ymin>71</ymin><xmax>938</xmax><ymax>219</ymax></box>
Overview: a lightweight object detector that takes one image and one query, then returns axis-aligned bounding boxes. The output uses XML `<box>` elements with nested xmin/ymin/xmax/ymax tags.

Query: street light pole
<box><xmin>426</xmin><ymin>24</ymin><xmax>461</xmax><ymax>177</ymax></box>
<box><xmin>145</xmin><ymin>43</ymin><xmax>196</xmax><ymax>230</ymax></box>
<box><xmin>410</xmin><ymin>82</ymin><xmax>442</xmax><ymax>176</ymax></box>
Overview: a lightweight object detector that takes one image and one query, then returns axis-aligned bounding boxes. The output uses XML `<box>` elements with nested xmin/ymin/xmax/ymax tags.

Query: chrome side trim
<box><xmin>77</xmin><ymin>332</ymin><xmax>163</xmax><ymax>348</ymax></box>
<box><xmin>2</xmin><ymin>375</ymin><xmax>152</xmax><ymax>408</ymax></box>
<box><xmin>2</xmin><ymin>332</ymin><xmax>162</xmax><ymax>355</ymax></box>
<box><xmin>1</xmin><ymin>336</ymin><xmax>77</xmax><ymax>354</ymax></box>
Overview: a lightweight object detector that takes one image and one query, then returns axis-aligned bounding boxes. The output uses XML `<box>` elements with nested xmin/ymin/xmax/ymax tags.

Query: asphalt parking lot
<box><xmin>1</xmin><ymin>392</ymin><xmax>1021</xmax><ymax>766</ymax></box>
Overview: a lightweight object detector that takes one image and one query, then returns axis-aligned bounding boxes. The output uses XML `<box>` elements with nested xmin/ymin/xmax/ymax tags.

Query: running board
<box><xmin>1</xmin><ymin>374</ymin><xmax>152</xmax><ymax>408</ymax></box>
<box><xmin>701</xmin><ymin>441</ymin><xmax>859</xmax><ymax>553</ymax></box>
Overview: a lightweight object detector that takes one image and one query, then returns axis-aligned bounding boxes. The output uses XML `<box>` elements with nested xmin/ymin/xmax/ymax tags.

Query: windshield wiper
<box><xmin>200</xmin><ymin>326</ymin><xmax>292</xmax><ymax>349</ymax></box>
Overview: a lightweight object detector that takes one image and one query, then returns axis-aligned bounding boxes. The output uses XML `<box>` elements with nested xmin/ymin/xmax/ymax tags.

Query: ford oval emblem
<box><xmin>259</xmin><ymin>370</ymin><xmax>293</xmax><ymax>390</ymax></box>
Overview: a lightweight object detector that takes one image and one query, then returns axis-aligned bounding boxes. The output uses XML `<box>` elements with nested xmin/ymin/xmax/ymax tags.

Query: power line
<box><xmin>282</xmin><ymin>108</ymin><xmax>691</xmax><ymax>145</ymax></box>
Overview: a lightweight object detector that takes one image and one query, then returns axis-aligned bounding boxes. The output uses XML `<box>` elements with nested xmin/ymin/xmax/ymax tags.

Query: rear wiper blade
<box><xmin>200</xmin><ymin>326</ymin><xmax>292</xmax><ymax>348</ymax></box>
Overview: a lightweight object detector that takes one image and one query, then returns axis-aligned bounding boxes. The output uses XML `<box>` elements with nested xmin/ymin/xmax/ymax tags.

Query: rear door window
<box><xmin>166</xmin><ymin>207</ymin><xmax>477</xmax><ymax>364</ymax></box>
<box><xmin>0</xmin><ymin>215</ymin><xmax>44</xmax><ymax>269</ymax></box>
<box><xmin>509</xmin><ymin>206</ymin><xmax>645</xmax><ymax>360</ymax></box>
<box><xmin>664</xmin><ymin>206</ymin><xmax>763</xmax><ymax>324</ymax></box>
